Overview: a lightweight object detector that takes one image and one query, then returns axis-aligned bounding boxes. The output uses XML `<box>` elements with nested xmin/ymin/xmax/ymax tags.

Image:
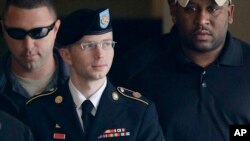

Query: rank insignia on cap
<box><xmin>99</xmin><ymin>9</ymin><xmax>110</xmax><ymax>29</ymax></box>
<box><xmin>112</xmin><ymin>92</ymin><xmax>119</xmax><ymax>101</ymax></box>
<box><xmin>57</xmin><ymin>8</ymin><xmax>112</xmax><ymax>46</ymax></box>
<box><xmin>53</xmin><ymin>133</ymin><xmax>66</xmax><ymax>140</ymax></box>
<box><xmin>55</xmin><ymin>96</ymin><xmax>63</xmax><ymax>104</ymax></box>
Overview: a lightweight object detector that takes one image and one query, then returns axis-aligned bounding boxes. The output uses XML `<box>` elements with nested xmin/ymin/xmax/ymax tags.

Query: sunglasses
<box><xmin>3</xmin><ymin>21</ymin><xmax>56</xmax><ymax>40</ymax></box>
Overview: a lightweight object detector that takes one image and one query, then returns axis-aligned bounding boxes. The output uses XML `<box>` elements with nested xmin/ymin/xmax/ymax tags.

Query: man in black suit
<box><xmin>23</xmin><ymin>8</ymin><xmax>165</xmax><ymax>141</ymax></box>
<box><xmin>0</xmin><ymin>110</ymin><xmax>33</xmax><ymax>141</ymax></box>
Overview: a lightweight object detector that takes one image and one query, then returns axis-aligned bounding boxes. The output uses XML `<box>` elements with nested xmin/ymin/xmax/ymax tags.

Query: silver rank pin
<box><xmin>112</xmin><ymin>92</ymin><xmax>119</xmax><ymax>101</ymax></box>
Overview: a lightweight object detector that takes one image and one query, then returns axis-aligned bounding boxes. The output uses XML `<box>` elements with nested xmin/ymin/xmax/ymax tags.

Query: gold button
<box><xmin>55</xmin><ymin>96</ymin><xmax>63</xmax><ymax>104</ymax></box>
<box><xmin>132</xmin><ymin>92</ymin><xmax>141</xmax><ymax>98</ymax></box>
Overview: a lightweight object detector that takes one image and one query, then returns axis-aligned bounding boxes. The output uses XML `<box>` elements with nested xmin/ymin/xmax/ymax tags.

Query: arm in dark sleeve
<box><xmin>0</xmin><ymin>110</ymin><xmax>34</xmax><ymax>141</ymax></box>
<box><xmin>24</xmin><ymin>125</ymin><xmax>34</xmax><ymax>141</ymax></box>
<box><xmin>137</xmin><ymin>102</ymin><xmax>165</xmax><ymax>141</ymax></box>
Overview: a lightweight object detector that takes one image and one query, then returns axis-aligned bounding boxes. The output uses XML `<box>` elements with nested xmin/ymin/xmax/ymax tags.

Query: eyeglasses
<box><xmin>3</xmin><ymin>21</ymin><xmax>57</xmax><ymax>40</ymax></box>
<box><xmin>80</xmin><ymin>40</ymin><xmax>116</xmax><ymax>51</ymax></box>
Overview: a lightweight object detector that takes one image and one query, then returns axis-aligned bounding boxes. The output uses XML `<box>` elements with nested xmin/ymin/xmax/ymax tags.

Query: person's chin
<box><xmin>91</xmin><ymin>71</ymin><xmax>107</xmax><ymax>79</ymax></box>
<box><xmin>193</xmin><ymin>43</ymin><xmax>215</xmax><ymax>53</ymax></box>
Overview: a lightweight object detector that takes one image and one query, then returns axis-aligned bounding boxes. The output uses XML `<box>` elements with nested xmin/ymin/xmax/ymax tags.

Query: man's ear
<box><xmin>227</xmin><ymin>4</ymin><xmax>235</xmax><ymax>24</ymax></box>
<box><xmin>54</xmin><ymin>19</ymin><xmax>61</xmax><ymax>34</ymax></box>
<box><xmin>59</xmin><ymin>47</ymin><xmax>72</xmax><ymax>65</ymax></box>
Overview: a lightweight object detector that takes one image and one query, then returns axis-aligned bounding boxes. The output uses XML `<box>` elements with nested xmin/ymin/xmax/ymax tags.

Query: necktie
<box><xmin>81</xmin><ymin>100</ymin><xmax>94</xmax><ymax>134</ymax></box>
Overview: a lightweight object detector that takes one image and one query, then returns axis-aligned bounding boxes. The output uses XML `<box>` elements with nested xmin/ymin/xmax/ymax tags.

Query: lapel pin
<box><xmin>55</xmin><ymin>124</ymin><xmax>61</xmax><ymax>128</ymax></box>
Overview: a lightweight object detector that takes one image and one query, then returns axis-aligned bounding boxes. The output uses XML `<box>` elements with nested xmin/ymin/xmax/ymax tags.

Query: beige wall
<box><xmin>162</xmin><ymin>1</ymin><xmax>250</xmax><ymax>43</ymax></box>
<box><xmin>229</xmin><ymin>1</ymin><xmax>250</xmax><ymax>43</ymax></box>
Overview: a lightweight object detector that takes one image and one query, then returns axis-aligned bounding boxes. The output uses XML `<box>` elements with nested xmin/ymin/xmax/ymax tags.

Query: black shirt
<box><xmin>125</xmin><ymin>26</ymin><xmax>250</xmax><ymax>141</ymax></box>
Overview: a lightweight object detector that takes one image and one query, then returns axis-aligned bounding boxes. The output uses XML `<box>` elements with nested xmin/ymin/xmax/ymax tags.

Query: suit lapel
<box><xmin>47</xmin><ymin>86</ymin><xmax>85</xmax><ymax>141</ymax></box>
<box><xmin>88</xmin><ymin>81</ymin><xmax>126</xmax><ymax>140</ymax></box>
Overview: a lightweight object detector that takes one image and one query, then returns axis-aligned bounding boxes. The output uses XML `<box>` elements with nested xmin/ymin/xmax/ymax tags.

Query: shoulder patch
<box><xmin>117</xmin><ymin>87</ymin><xmax>149</xmax><ymax>105</ymax></box>
<box><xmin>26</xmin><ymin>88</ymin><xmax>58</xmax><ymax>105</ymax></box>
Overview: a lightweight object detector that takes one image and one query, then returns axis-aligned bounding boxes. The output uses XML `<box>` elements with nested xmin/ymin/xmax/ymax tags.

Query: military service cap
<box><xmin>176</xmin><ymin>0</ymin><xmax>232</xmax><ymax>7</ymax></box>
<box><xmin>56</xmin><ymin>8</ymin><xmax>112</xmax><ymax>46</ymax></box>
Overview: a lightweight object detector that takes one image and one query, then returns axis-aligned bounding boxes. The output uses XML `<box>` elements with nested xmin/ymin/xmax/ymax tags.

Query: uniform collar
<box><xmin>217</xmin><ymin>32</ymin><xmax>243</xmax><ymax>66</ymax></box>
<box><xmin>69</xmin><ymin>78</ymin><xmax>107</xmax><ymax>115</ymax></box>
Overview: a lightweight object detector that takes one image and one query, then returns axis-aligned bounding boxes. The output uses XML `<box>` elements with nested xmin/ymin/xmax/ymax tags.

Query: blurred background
<box><xmin>0</xmin><ymin>0</ymin><xmax>250</xmax><ymax>62</ymax></box>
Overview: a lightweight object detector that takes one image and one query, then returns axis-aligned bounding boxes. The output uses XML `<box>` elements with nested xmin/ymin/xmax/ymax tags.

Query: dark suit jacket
<box><xmin>23</xmin><ymin>80</ymin><xmax>164</xmax><ymax>141</ymax></box>
<box><xmin>0</xmin><ymin>110</ymin><xmax>33</xmax><ymax>141</ymax></box>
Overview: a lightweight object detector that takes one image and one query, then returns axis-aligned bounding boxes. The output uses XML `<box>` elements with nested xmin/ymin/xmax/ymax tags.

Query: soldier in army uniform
<box><xmin>23</xmin><ymin>8</ymin><xmax>165</xmax><ymax>141</ymax></box>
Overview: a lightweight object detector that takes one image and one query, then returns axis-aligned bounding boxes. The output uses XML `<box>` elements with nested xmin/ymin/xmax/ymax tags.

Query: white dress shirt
<box><xmin>69</xmin><ymin>78</ymin><xmax>107</xmax><ymax>130</ymax></box>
